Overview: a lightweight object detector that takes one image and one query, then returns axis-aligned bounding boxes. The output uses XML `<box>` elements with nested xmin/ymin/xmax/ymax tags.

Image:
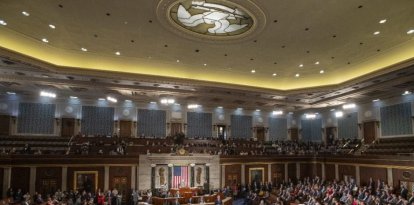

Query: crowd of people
<box><xmin>223</xmin><ymin>177</ymin><xmax>413</xmax><ymax>205</ymax></box>
<box><xmin>0</xmin><ymin>135</ymin><xmax>360</xmax><ymax>156</ymax></box>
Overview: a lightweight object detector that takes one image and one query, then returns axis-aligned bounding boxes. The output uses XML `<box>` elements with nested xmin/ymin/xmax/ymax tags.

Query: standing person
<box><xmin>97</xmin><ymin>191</ymin><xmax>105</xmax><ymax>205</ymax></box>
<box><xmin>131</xmin><ymin>189</ymin><xmax>139</xmax><ymax>205</ymax></box>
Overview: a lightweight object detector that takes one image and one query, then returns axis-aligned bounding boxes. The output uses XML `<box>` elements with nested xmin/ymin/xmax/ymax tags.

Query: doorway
<box><xmin>325</xmin><ymin>127</ymin><xmax>336</xmax><ymax>145</ymax></box>
<box><xmin>289</xmin><ymin>128</ymin><xmax>298</xmax><ymax>141</ymax></box>
<box><xmin>119</xmin><ymin>120</ymin><xmax>132</xmax><ymax>137</ymax></box>
<box><xmin>171</xmin><ymin>123</ymin><xmax>182</xmax><ymax>135</ymax></box>
<box><xmin>363</xmin><ymin>121</ymin><xmax>377</xmax><ymax>144</ymax></box>
<box><xmin>217</xmin><ymin>125</ymin><xmax>226</xmax><ymax>140</ymax></box>
<box><xmin>61</xmin><ymin>118</ymin><xmax>75</xmax><ymax>137</ymax></box>
<box><xmin>256</xmin><ymin>127</ymin><xmax>265</xmax><ymax>141</ymax></box>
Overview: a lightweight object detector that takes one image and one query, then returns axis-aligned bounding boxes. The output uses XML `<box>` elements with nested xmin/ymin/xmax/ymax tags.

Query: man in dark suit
<box><xmin>400</xmin><ymin>184</ymin><xmax>408</xmax><ymax>200</ymax></box>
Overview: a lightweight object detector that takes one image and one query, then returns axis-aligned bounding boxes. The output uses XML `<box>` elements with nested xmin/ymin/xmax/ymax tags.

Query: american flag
<box><xmin>173</xmin><ymin>166</ymin><xmax>188</xmax><ymax>188</ymax></box>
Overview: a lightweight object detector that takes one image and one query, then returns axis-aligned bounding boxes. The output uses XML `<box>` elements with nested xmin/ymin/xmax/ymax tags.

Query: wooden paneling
<box><xmin>119</xmin><ymin>121</ymin><xmax>132</xmax><ymax>137</ymax></box>
<box><xmin>300</xmin><ymin>163</ymin><xmax>322</xmax><ymax>179</ymax></box>
<box><xmin>363</xmin><ymin>121</ymin><xmax>377</xmax><ymax>144</ymax></box>
<box><xmin>289</xmin><ymin>128</ymin><xmax>298</xmax><ymax>141</ymax></box>
<box><xmin>359</xmin><ymin>166</ymin><xmax>387</xmax><ymax>186</ymax></box>
<box><xmin>325</xmin><ymin>164</ymin><xmax>335</xmax><ymax>181</ymax></box>
<box><xmin>11</xmin><ymin>167</ymin><xmax>30</xmax><ymax>193</ymax></box>
<box><xmin>224</xmin><ymin>164</ymin><xmax>241</xmax><ymax>186</ymax></box>
<box><xmin>393</xmin><ymin>169</ymin><xmax>414</xmax><ymax>190</ymax></box>
<box><xmin>338</xmin><ymin>165</ymin><xmax>355</xmax><ymax>181</ymax></box>
<box><xmin>271</xmin><ymin>164</ymin><xmax>285</xmax><ymax>184</ymax></box>
<box><xmin>67</xmin><ymin>166</ymin><xmax>105</xmax><ymax>192</ymax></box>
<box><xmin>36</xmin><ymin>167</ymin><xmax>62</xmax><ymax>195</ymax></box>
<box><xmin>0</xmin><ymin>115</ymin><xmax>10</xmax><ymax>135</ymax></box>
<box><xmin>61</xmin><ymin>118</ymin><xmax>75</xmax><ymax>137</ymax></box>
<box><xmin>256</xmin><ymin>127</ymin><xmax>265</xmax><ymax>142</ymax></box>
<box><xmin>287</xmin><ymin>163</ymin><xmax>296</xmax><ymax>181</ymax></box>
<box><xmin>245</xmin><ymin>164</ymin><xmax>268</xmax><ymax>184</ymax></box>
<box><xmin>109</xmin><ymin>166</ymin><xmax>131</xmax><ymax>203</ymax></box>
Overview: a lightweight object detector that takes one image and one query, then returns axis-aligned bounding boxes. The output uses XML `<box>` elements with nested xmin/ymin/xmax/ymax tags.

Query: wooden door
<box><xmin>112</xmin><ymin>177</ymin><xmax>128</xmax><ymax>203</ymax></box>
<box><xmin>256</xmin><ymin>127</ymin><xmax>265</xmax><ymax>141</ymax></box>
<box><xmin>363</xmin><ymin>121</ymin><xmax>376</xmax><ymax>144</ymax></box>
<box><xmin>119</xmin><ymin>120</ymin><xmax>132</xmax><ymax>137</ymax></box>
<box><xmin>40</xmin><ymin>178</ymin><xmax>58</xmax><ymax>196</ymax></box>
<box><xmin>0</xmin><ymin>115</ymin><xmax>10</xmax><ymax>136</ymax></box>
<box><xmin>61</xmin><ymin>118</ymin><xmax>75</xmax><ymax>137</ymax></box>
<box><xmin>170</xmin><ymin>123</ymin><xmax>182</xmax><ymax>135</ymax></box>
<box><xmin>289</xmin><ymin>128</ymin><xmax>298</xmax><ymax>141</ymax></box>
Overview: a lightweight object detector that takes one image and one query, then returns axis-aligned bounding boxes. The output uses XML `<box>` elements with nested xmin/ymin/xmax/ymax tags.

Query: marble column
<box><xmin>267</xmin><ymin>164</ymin><xmax>271</xmax><ymax>183</ymax></box>
<box><xmin>387</xmin><ymin>168</ymin><xmax>393</xmax><ymax>187</ymax></box>
<box><xmin>62</xmin><ymin>166</ymin><xmax>68</xmax><ymax>191</ymax></box>
<box><xmin>131</xmin><ymin>166</ymin><xmax>136</xmax><ymax>190</ymax></box>
<box><xmin>3</xmin><ymin>167</ymin><xmax>11</xmax><ymax>198</ymax></box>
<box><xmin>104</xmin><ymin>166</ymin><xmax>110</xmax><ymax>190</ymax></box>
<box><xmin>321</xmin><ymin>163</ymin><xmax>326</xmax><ymax>180</ymax></box>
<box><xmin>296</xmin><ymin>163</ymin><xmax>300</xmax><ymax>179</ymax></box>
<box><xmin>334</xmin><ymin>164</ymin><xmax>339</xmax><ymax>181</ymax></box>
<box><xmin>284</xmin><ymin>163</ymin><xmax>288</xmax><ymax>182</ymax></box>
<box><xmin>29</xmin><ymin>167</ymin><xmax>36</xmax><ymax>195</ymax></box>
<box><xmin>221</xmin><ymin>165</ymin><xmax>225</xmax><ymax>188</ymax></box>
<box><xmin>241</xmin><ymin>164</ymin><xmax>245</xmax><ymax>185</ymax></box>
<box><xmin>355</xmin><ymin>166</ymin><xmax>360</xmax><ymax>186</ymax></box>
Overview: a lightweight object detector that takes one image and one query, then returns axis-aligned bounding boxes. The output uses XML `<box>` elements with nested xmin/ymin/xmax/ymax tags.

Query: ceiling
<box><xmin>0</xmin><ymin>0</ymin><xmax>414</xmax><ymax>111</ymax></box>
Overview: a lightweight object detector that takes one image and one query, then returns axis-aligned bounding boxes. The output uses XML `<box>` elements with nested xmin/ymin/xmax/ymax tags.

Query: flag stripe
<box><xmin>173</xmin><ymin>166</ymin><xmax>188</xmax><ymax>188</ymax></box>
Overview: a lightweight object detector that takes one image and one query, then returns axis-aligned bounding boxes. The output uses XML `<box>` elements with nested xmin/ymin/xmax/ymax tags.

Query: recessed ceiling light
<box><xmin>372</xmin><ymin>99</ymin><xmax>380</xmax><ymax>102</ymax></box>
<box><xmin>373</xmin><ymin>31</ymin><xmax>380</xmax><ymax>35</ymax></box>
<box><xmin>70</xmin><ymin>96</ymin><xmax>78</xmax><ymax>99</ymax></box>
<box><xmin>42</xmin><ymin>38</ymin><xmax>49</xmax><ymax>43</ymax></box>
<box><xmin>81</xmin><ymin>48</ymin><xmax>87</xmax><ymax>52</ymax></box>
<box><xmin>203</xmin><ymin>63</ymin><xmax>207</xmax><ymax>66</ymax></box>
<box><xmin>115</xmin><ymin>51</ymin><xmax>121</xmax><ymax>55</ymax></box>
<box><xmin>407</xmin><ymin>29</ymin><xmax>414</xmax><ymax>34</ymax></box>
<box><xmin>22</xmin><ymin>11</ymin><xmax>30</xmax><ymax>16</ymax></box>
<box><xmin>251</xmin><ymin>69</ymin><xmax>256</xmax><ymax>73</ymax></box>
<box><xmin>402</xmin><ymin>90</ymin><xmax>412</xmax><ymax>95</ymax></box>
<box><xmin>40</xmin><ymin>91</ymin><xmax>56</xmax><ymax>98</ymax></box>
<box><xmin>176</xmin><ymin>59</ymin><xmax>180</xmax><ymax>63</ymax></box>
<box><xmin>379</xmin><ymin>19</ymin><xmax>387</xmax><ymax>24</ymax></box>
<box><xmin>295</xmin><ymin>73</ymin><xmax>300</xmax><ymax>77</ymax></box>
<box><xmin>0</xmin><ymin>20</ymin><xmax>6</xmax><ymax>26</ymax></box>
<box><xmin>272</xmin><ymin>73</ymin><xmax>277</xmax><ymax>76</ymax></box>
<box><xmin>299</xmin><ymin>64</ymin><xmax>304</xmax><ymax>67</ymax></box>
<box><xmin>49</xmin><ymin>24</ymin><xmax>56</xmax><ymax>29</ymax></box>
<box><xmin>320</xmin><ymin>70</ymin><xmax>325</xmax><ymax>74</ymax></box>
<box><xmin>6</xmin><ymin>91</ymin><xmax>16</xmax><ymax>95</ymax></box>
<box><xmin>315</xmin><ymin>61</ymin><xmax>320</xmax><ymax>65</ymax></box>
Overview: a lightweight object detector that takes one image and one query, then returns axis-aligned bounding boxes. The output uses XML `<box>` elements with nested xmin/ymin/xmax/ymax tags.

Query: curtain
<box><xmin>338</xmin><ymin>112</ymin><xmax>358</xmax><ymax>139</ymax></box>
<box><xmin>381</xmin><ymin>102</ymin><xmax>412</xmax><ymax>136</ymax></box>
<box><xmin>231</xmin><ymin>115</ymin><xmax>252</xmax><ymax>139</ymax></box>
<box><xmin>187</xmin><ymin>112</ymin><xmax>212</xmax><ymax>138</ymax></box>
<box><xmin>301</xmin><ymin>118</ymin><xmax>322</xmax><ymax>142</ymax></box>
<box><xmin>81</xmin><ymin>106</ymin><xmax>114</xmax><ymax>136</ymax></box>
<box><xmin>269</xmin><ymin>117</ymin><xmax>287</xmax><ymax>141</ymax></box>
<box><xmin>137</xmin><ymin>109</ymin><xmax>166</xmax><ymax>137</ymax></box>
<box><xmin>17</xmin><ymin>103</ymin><xmax>55</xmax><ymax>134</ymax></box>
